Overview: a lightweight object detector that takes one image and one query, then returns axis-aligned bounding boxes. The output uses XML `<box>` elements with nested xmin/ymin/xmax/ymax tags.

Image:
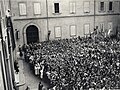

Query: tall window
<box><xmin>55</xmin><ymin>26</ymin><xmax>61</xmax><ymax>38</ymax></box>
<box><xmin>108</xmin><ymin>22</ymin><xmax>112</xmax><ymax>35</ymax></box>
<box><xmin>54</xmin><ymin>3</ymin><xmax>59</xmax><ymax>13</ymax></box>
<box><xmin>84</xmin><ymin>2</ymin><xmax>90</xmax><ymax>13</ymax></box>
<box><xmin>119</xmin><ymin>2</ymin><xmax>120</xmax><ymax>12</ymax></box>
<box><xmin>0</xmin><ymin>3</ymin><xmax>1</xmax><ymax>12</ymax></box>
<box><xmin>19</xmin><ymin>3</ymin><xmax>27</xmax><ymax>15</ymax></box>
<box><xmin>109</xmin><ymin>2</ymin><xmax>113</xmax><ymax>11</ymax></box>
<box><xmin>70</xmin><ymin>2</ymin><xmax>76</xmax><ymax>14</ymax></box>
<box><xmin>33</xmin><ymin>3</ymin><xmax>41</xmax><ymax>15</ymax></box>
<box><xmin>99</xmin><ymin>2</ymin><xmax>105</xmax><ymax>11</ymax></box>
<box><xmin>84</xmin><ymin>24</ymin><xmax>90</xmax><ymax>35</ymax></box>
<box><xmin>100</xmin><ymin>23</ymin><xmax>104</xmax><ymax>32</ymax></box>
<box><xmin>70</xmin><ymin>25</ymin><xmax>76</xmax><ymax>36</ymax></box>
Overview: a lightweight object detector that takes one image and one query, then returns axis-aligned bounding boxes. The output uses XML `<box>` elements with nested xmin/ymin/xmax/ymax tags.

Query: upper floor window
<box><xmin>119</xmin><ymin>1</ymin><xmax>120</xmax><ymax>12</ymax></box>
<box><xmin>109</xmin><ymin>2</ymin><xmax>113</xmax><ymax>11</ymax></box>
<box><xmin>84</xmin><ymin>1</ymin><xmax>90</xmax><ymax>13</ymax></box>
<box><xmin>33</xmin><ymin>3</ymin><xmax>41</xmax><ymax>15</ymax></box>
<box><xmin>19</xmin><ymin>3</ymin><xmax>27</xmax><ymax>16</ymax></box>
<box><xmin>70</xmin><ymin>2</ymin><xmax>76</xmax><ymax>14</ymax></box>
<box><xmin>99</xmin><ymin>2</ymin><xmax>105</xmax><ymax>11</ymax></box>
<box><xmin>54</xmin><ymin>3</ymin><xmax>59</xmax><ymax>13</ymax></box>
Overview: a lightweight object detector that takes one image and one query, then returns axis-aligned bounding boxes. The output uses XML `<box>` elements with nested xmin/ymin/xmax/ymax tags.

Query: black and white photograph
<box><xmin>1</xmin><ymin>0</ymin><xmax>120</xmax><ymax>90</ymax></box>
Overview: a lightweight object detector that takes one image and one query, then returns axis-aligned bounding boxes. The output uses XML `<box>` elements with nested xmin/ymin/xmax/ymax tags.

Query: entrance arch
<box><xmin>26</xmin><ymin>25</ymin><xmax>39</xmax><ymax>44</ymax></box>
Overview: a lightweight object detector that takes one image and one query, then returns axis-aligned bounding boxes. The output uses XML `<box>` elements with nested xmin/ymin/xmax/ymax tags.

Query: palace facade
<box><xmin>10</xmin><ymin>0</ymin><xmax>120</xmax><ymax>45</ymax></box>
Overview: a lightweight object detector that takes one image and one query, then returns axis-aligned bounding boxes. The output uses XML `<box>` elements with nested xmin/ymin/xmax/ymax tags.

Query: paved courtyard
<box><xmin>17</xmin><ymin>55</ymin><xmax>51</xmax><ymax>90</ymax></box>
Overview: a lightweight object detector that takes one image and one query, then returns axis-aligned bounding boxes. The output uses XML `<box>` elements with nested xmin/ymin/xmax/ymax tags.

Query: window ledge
<box><xmin>98</xmin><ymin>11</ymin><xmax>106</xmax><ymax>13</ymax></box>
<box><xmin>19</xmin><ymin>15</ymin><xmax>27</xmax><ymax>16</ymax></box>
<box><xmin>70</xmin><ymin>35</ymin><xmax>76</xmax><ymax>37</ymax></box>
<box><xmin>84</xmin><ymin>12</ymin><xmax>90</xmax><ymax>13</ymax></box>
<box><xmin>70</xmin><ymin>12</ymin><xmax>76</xmax><ymax>14</ymax></box>
<box><xmin>34</xmin><ymin>14</ymin><xmax>41</xmax><ymax>16</ymax></box>
<box><xmin>108</xmin><ymin>10</ymin><xmax>114</xmax><ymax>13</ymax></box>
<box><xmin>52</xmin><ymin>13</ymin><xmax>62</xmax><ymax>15</ymax></box>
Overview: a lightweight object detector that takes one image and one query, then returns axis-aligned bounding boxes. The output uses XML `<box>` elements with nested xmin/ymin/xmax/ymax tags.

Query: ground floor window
<box><xmin>55</xmin><ymin>26</ymin><xmax>61</xmax><ymax>38</ymax></box>
<box><xmin>84</xmin><ymin>23</ymin><xmax>90</xmax><ymax>35</ymax></box>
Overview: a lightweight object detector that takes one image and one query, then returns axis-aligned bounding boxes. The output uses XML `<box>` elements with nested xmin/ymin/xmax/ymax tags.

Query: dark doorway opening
<box><xmin>26</xmin><ymin>25</ymin><xmax>39</xmax><ymax>44</ymax></box>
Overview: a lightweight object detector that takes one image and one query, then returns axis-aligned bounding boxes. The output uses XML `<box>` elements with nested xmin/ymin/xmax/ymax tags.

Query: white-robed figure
<box><xmin>34</xmin><ymin>63</ymin><xmax>41</xmax><ymax>75</ymax></box>
<box><xmin>107</xmin><ymin>22</ymin><xmax>113</xmax><ymax>38</ymax></box>
<box><xmin>37</xmin><ymin>63</ymin><xmax>40</xmax><ymax>75</ymax></box>
<box><xmin>108</xmin><ymin>29</ymin><xmax>112</xmax><ymax>38</ymax></box>
<box><xmin>40</xmin><ymin>64</ymin><xmax>44</xmax><ymax>79</ymax></box>
<box><xmin>40</xmin><ymin>60</ymin><xmax>45</xmax><ymax>78</ymax></box>
<box><xmin>34</xmin><ymin>64</ymin><xmax>38</xmax><ymax>75</ymax></box>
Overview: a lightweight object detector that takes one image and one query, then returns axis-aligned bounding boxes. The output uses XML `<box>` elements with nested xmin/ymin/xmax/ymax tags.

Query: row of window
<box><xmin>99</xmin><ymin>1</ymin><xmax>113</xmax><ymax>12</ymax></box>
<box><xmin>54</xmin><ymin>25</ymin><xmax>77</xmax><ymax>38</ymax></box>
<box><xmin>19</xmin><ymin>2</ymin><xmax>41</xmax><ymax>15</ymax></box>
<box><xmin>18</xmin><ymin>1</ymin><xmax>117</xmax><ymax>16</ymax></box>
<box><xmin>54</xmin><ymin>22</ymin><xmax>112</xmax><ymax>38</ymax></box>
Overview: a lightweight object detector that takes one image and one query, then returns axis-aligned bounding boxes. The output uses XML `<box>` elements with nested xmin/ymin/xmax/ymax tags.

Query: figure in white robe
<box><xmin>40</xmin><ymin>65</ymin><xmax>44</xmax><ymax>79</ymax></box>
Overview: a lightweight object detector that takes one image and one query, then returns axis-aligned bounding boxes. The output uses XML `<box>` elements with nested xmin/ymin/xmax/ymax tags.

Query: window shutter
<box><xmin>70</xmin><ymin>25</ymin><xmax>76</xmax><ymax>36</ymax></box>
<box><xmin>73</xmin><ymin>3</ymin><xmax>76</xmax><ymax>13</ymax></box>
<box><xmin>84</xmin><ymin>2</ymin><xmax>90</xmax><ymax>13</ymax></box>
<box><xmin>106</xmin><ymin>1</ymin><xmax>109</xmax><ymax>11</ymax></box>
<box><xmin>34</xmin><ymin>3</ymin><xmax>41</xmax><ymax>15</ymax></box>
<box><xmin>70</xmin><ymin>2</ymin><xmax>73</xmax><ymax>13</ymax></box>
<box><xmin>59</xmin><ymin>3</ymin><xmax>62</xmax><ymax>13</ymax></box>
<box><xmin>112</xmin><ymin>1</ymin><xmax>115</xmax><ymax>11</ymax></box>
<box><xmin>104</xmin><ymin>2</ymin><xmax>106</xmax><ymax>11</ymax></box>
<box><xmin>19</xmin><ymin>3</ymin><xmax>27</xmax><ymax>15</ymax></box>
<box><xmin>55</xmin><ymin>27</ymin><xmax>61</xmax><ymax>38</ymax></box>
<box><xmin>53</xmin><ymin>3</ymin><xmax>55</xmax><ymax>13</ymax></box>
<box><xmin>98</xmin><ymin>2</ymin><xmax>101</xmax><ymax>12</ymax></box>
<box><xmin>84</xmin><ymin>24</ymin><xmax>90</xmax><ymax>34</ymax></box>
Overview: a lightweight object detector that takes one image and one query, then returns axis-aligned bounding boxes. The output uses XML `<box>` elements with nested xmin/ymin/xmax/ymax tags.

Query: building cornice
<box><xmin>13</xmin><ymin>13</ymin><xmax>120</xmax><ymax>21</ymax></box>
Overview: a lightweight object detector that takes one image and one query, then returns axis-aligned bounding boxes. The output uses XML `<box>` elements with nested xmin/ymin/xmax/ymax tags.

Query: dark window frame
<box><xmin>54</xmin><ymin>3</ymin><xmax>59</xmax><ymax>13</ymax></box>
<box><xmin>109</xmin><ymin>1</ymin><xmax>113</xmax><ymax>11</ymax></box>
<box><xmin>100</xmin><ymin>2</ymin><xmax>105</xmax><ymax>11</ymax></box>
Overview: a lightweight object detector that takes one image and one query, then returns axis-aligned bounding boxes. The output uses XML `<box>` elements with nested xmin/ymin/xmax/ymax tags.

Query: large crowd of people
<box><xmin>22</xmin><ymin>35</ymin><xmax>120</xmax><ymax>90</ymax></box>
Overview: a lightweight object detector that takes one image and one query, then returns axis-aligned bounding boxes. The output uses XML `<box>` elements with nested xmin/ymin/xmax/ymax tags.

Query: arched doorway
<box><xmin>26</xmin><ymin>25</ymin><xmax>39</xmax><ymax>44</ymax></box>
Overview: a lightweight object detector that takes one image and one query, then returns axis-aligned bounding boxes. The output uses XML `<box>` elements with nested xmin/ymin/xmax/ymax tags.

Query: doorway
<box><xmin>26</xmin><ymin>25</ymin><xmax>39</xmax><ymax>44</ymax></box>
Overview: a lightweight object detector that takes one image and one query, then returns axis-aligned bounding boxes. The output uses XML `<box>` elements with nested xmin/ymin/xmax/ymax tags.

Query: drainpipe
<box><xmin>46</xmin><ymin>0</ymin><xmax>49</xmax><ymax>41</ymax></box>
<box><xmin>94</xmin><ymin>0</ymin><xmax>96</xmax><ymax>31</ymax></box>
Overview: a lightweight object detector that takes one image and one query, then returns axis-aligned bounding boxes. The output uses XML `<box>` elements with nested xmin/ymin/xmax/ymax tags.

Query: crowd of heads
<box><xmin>22</xmin><ymin>35</ymin><xmax>120</xmax><ymax>89</ymax></box>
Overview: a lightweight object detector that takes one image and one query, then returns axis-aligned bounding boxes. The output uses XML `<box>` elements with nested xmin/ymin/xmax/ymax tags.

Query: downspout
<box><xmin>46</xmin><ymin>0</ymin><xmax>49</xmax><ymax>41</ymax></box>
<box><xmin>94</xmin><ymin>0</ymin><xmax>96</xmax><ymax>30</ymax></box>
